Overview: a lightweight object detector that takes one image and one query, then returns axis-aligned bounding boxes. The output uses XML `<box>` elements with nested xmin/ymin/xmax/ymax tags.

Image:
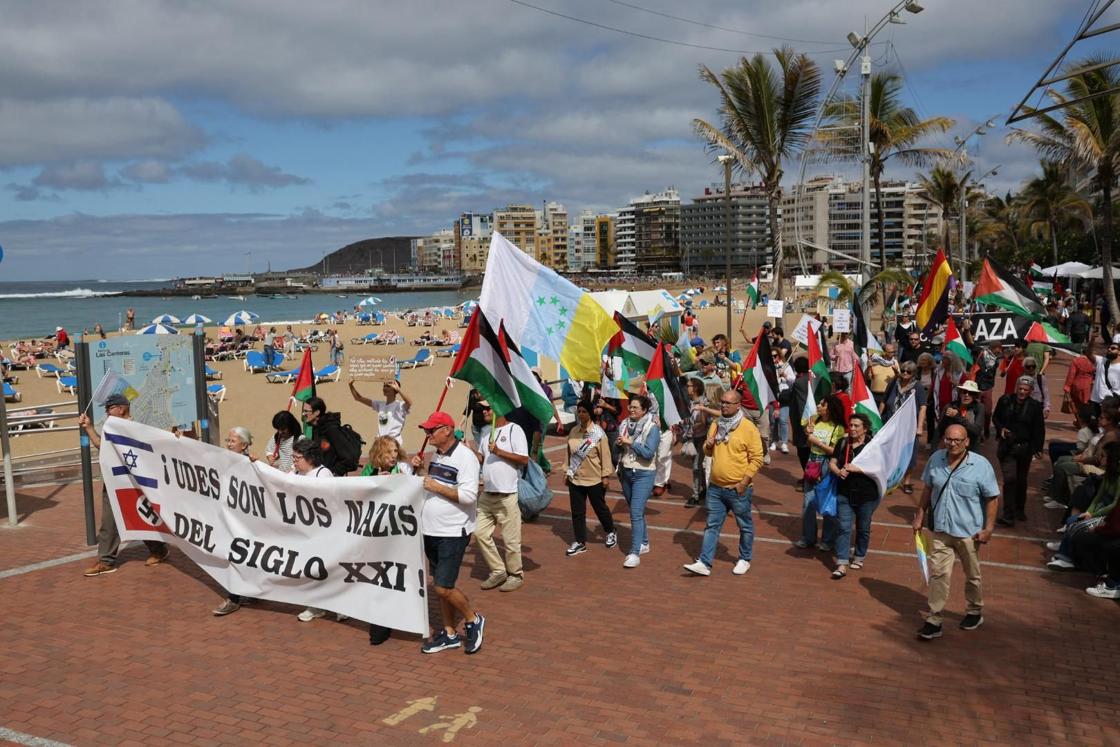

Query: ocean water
<box><xmin>0</xmin><ymin>280</ymin><xmax>477</xmax><ymax>340</ymax></box>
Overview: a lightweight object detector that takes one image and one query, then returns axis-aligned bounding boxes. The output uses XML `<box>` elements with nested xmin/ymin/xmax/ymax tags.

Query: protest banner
<box><xmin>348</xmin><ymin>355</ymin><xmax>398</xmax><ymax>382</ymax></box>
<box><xmin>790</xmin><ymin>314</ymin><xmax>820</xmax><ymax>346</ymax></box>
<box><xmin>832</xmin><ymin>309</ymin><xmax>851</xmax><ymax>333</ymax></box>
<box><xmin>99</xmin><ymin>418</ymin><xmax>428</xmax><ymax>634</ymax></box>
<box><xmin>766</xmin><ymin>300</ymin><xmax>785</xmax><ymax>318</ymax></box>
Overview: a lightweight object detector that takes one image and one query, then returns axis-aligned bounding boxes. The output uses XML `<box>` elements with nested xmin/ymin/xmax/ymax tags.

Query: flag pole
<box><xmin>417</xmin><ymin>377</ymin><xmax>453</xmax><ymax>454</ymax></box>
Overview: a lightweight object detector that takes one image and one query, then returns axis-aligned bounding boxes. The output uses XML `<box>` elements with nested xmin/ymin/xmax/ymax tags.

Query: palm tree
<box><xmin>694</xmin><ymin>46</ymin><xmax>821</xmax><ymax>298</ymax></box>
<box><xmin>815</xmin><ymin>267</ymin><xmax>913</xmax><ymax>307</ymax></box>
<box><xmin>972</xmin><ymin>193</ymin><xmax>1022</xmax><ymax>257</ymax></box>
<box><xmin>917</xmin><ymin>164</ymin><xmax>968</xmax><ymax>260</ymax></box>
<box><xmin>1018</xmin><ymin>160</ymin><xmax>1093</xmax><ymax>268</ymax></box>
<box><xmin>824</xmin><ymin>72</ymin><xmax>955</xmax><ymax>269</ymax></box>
<box><xmin>1009</xmin><ymin>54</ymin><xmax>1120</xmax><ymax>324</ymax></box>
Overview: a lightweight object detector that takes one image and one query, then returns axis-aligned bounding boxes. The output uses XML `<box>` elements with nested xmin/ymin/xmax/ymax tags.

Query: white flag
<box><xmin>850</xmin><ymin>393</ymin><xmax>916</xmax><ymax>497</ymax></box>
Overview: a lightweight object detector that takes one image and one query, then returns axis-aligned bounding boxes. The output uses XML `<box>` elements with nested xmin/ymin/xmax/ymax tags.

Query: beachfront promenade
<box><xmin>2</xmin><ymin>358</ymin><xmax>1118</xmax><ymax>746</ymax></box>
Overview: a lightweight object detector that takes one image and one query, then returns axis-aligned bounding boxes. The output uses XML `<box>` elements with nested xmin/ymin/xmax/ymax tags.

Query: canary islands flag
<box><xmin>480</xmin><ymin>232</ymin><xmax>618</xmax><ymax>381</ymax></box>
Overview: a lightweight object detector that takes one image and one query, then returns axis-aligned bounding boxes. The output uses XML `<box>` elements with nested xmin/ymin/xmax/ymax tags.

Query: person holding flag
<box><xmin>881</xmin><ymin>361</ymin><xmax>928</xmax><ymax>495</ymax></box>
<box><xmin>616</xmin><ymin>394</ymin><xmax>661</xmax><ymax>568</ymax></box>
<box><xmin>794</xmin><ymin>395</ymin><xmax>847</xmax><ymax>551</ymax></box>
<box><xmin>827</xmin><ymin>413</ymin><xmax>881</xmax><ymax>579</ymax></box>
<box><xmin>913</xmin><ymin>424</ymin><xmax>1000</xmax><ymax>641</ymax></box>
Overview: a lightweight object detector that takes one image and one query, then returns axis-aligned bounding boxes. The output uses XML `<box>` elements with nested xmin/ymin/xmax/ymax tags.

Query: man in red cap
<box><xmin>410</xmin><ymin>411</ymin><xmax>486</xmax><ymax>655</ymax></box>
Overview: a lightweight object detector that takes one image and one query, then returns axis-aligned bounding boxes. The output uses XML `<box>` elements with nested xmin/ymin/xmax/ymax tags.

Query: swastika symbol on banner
<box><xmin>136</xmin><ymin>496</ymin><xmax>164</xmax><ymax>527</ymax></box>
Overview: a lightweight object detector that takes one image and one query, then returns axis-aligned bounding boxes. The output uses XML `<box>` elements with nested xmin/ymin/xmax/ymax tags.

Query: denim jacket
<box><xmin>619</xmin><ymin>418</ymin><xmax>660</xmax><ymax>471</ymax></box>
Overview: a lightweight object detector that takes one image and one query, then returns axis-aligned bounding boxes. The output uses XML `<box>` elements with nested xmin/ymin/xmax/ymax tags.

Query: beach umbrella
<box><xmin>461</xmin><ymin>300</ymin><xmax>479</xmax><ymax>313</ymax></box>
<box><xmin>151</xmin><ymin>314</ymin><xmax>181</xmax><ymax>324</ymax></box>
<box><xmin>222</xmin><ymin>310</ymin><xmax>259</xmax><ymax>326</ymax></box>
<box><xmin>182</xmin><ymin>313</ymin><xmax>211</xmax><ymax>324</ymax></box>
<box><xmin>137</xmin><ymin>323</ymin><xmax>179</xmax><ymax>335</ymax></box>
<box><xmin>358</xmin><ymin>296</ymin><xmax>379</xmax><ymax>307</ymax></box>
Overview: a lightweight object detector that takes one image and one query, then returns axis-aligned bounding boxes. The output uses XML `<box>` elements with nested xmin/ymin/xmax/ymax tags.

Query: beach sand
<box><xmin>2</xmin><ymin>294</ymin><xmax>802</xmax><ymax>460</ymax></box>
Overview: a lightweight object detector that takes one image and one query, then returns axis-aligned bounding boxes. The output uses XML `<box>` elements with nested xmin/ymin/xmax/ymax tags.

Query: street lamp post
<box><xmin>861</xmin><ymin>50</ymin><xmax>872</xmax><ymax>274</ymax></box>
<box><xmin>959</xmin><ymin>165</ymin><xmax>1000</xmax><ymax>280</ymax></box>
<box><xmin>951</xmin><ymin>118</ymin><xmax>997</xmax><ymax>281</ymax></box>
<box><xmin>719</xmin><ymin>154</ymin><xmax>734</xmax><ymax>340</ymax></box>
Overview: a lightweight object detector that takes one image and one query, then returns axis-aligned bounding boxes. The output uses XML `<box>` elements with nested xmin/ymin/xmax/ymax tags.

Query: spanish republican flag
<box><xmin>916</xmin><ymin>248</ymin><xmax>953</xmax><ymax>334</ymax></box>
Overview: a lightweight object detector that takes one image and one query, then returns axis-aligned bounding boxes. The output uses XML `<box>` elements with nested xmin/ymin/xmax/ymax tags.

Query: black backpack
<box><xmin>321</xmin><ymin>422</ymin><xmax>364</xmax><ymax>475</ymax></box>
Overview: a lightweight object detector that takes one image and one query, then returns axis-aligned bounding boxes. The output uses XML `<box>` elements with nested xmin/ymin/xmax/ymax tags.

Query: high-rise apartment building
<box><xmin>536</xmin><ymin>201</ymin><xmax>568</xmax><ymax>272</ymax></box>
<box><xmin>594</xmin><ymin>214</ymin><xmax>616</xmax><ymax>269</ymax></box>
<box><xmin>411</xmin><ymin>228</ymin><xmax>456</xmax><ymax>273</ymax></box>
<box><xmin>782</xmin><ymin>177</ymin><xmax>942</xmax><ymax>273</ymax></box>
<box><xmin>494</xmin><ymin>204</ymin><xmax>539</xmax><ymax>260</ymax></box>
<box><xmin>681</xmin><ymin>183</ymin><xmax>774</xmax><ymax>274</ymax></box>
<box><xmin>455</xmin><ymin>211</ymin><xmax>493</xmax><ymax>273</ymax></box>
<box><xmin>615</xmin><ymin>189</ymin><xmax>679</xmax><ymax>274</ymax></box>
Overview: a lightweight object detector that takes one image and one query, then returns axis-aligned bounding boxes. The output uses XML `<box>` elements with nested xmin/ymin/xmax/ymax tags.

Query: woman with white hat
<box><xmin>937</xmin><ymin>380</ymin><xmax>985</xmax><ymax>450</ymax></box>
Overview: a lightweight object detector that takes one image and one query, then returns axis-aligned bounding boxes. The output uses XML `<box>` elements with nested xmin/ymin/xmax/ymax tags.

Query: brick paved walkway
<box><xmin>2</xmin><ymin>357</ymin><xmax>1118</xmax><ymax>745</ymax></box>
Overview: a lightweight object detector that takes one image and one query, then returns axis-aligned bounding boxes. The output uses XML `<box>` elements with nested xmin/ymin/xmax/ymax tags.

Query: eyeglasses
<box><xmin>944</xmin><ymin>437</ymin><xmax>967</xmax><ymax>444</ymax></box>
<box><xmin>480</xmin><ymin>405</ymin><xmax>492</xmax><ymax>411</ymax></box>
<box><xmin>423</xmin><ymin>425</ymin><xmax>448</xmax><ymax>435</ymax></box>
<box><xmin>719</xmin><ymin>400</ymin><xmax>738</xmax><ymax>406</ymax></box>
<box><xmin>293</xmin><ymin>453</ymin><xmax>307</xmax><ymax>461</ymax></box>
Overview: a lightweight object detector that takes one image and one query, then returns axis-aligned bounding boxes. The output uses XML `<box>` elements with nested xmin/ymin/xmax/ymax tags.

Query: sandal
<box><xmin>831</xmin><ymin>567</ymin><xmax>847</xmax><ymax>580</ymax></box>
<box><xmin>850</xmin><ymin>560</ymin><xmax>863</xmax><ymax>570</ymax></box>
<box><xmin>902</xmin><ymin>484</ymin><xmax>914</xmax><ymax>495</ymax></box>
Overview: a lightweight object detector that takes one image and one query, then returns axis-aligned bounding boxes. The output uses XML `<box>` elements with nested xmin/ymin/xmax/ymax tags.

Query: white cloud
<box><xmin>0</xmin><ymin>97</ymin><xmax>203</xmax><ymax>167</ymax></box>
<box><xmin>179</xmin><ymin>154</ymin><xmax>310</xmax><ymax>191</ymax></box>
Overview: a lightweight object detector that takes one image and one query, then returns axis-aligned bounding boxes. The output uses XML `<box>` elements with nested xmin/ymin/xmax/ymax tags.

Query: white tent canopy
<box><xmin>1076</xmin><ymin>265</ymin><xmax>1120</xmax><ymax>279</ymax></box>
<box><xmin>1041</xmin><ymin>261</ymin><xmax>1093</xmax><ymax>277</ymax></box>
<box><xmin>590</xmin><ymin>289</ymin><xmax>683</xmax><ymax>322</ymax></box>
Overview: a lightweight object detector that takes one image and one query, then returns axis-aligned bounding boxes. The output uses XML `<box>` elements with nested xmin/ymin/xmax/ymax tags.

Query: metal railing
<box><xmin>0</xmin><ymin>397</ymin><xmax>83</xmax><ymax>526</ymax></box>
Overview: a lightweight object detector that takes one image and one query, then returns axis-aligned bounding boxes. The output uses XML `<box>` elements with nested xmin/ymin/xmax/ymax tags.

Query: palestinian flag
<box><xmin>608</xmin><ymin>311</ymin><xmax>657</xmax><ymax>391</ymax></box>
<box><xmin>1024</xmin><ymin>321</ymin><xmax>1071</xmax><ymax>345</ymax></box>
<box><xmin>944</xmin><ymin>316</ymin><xmax>973</xmax><ymax>365</ymax></box>
<box><xmin>289</xmin><ymin>348</ymin><xmax>317</xmax><ymax>438</ymax></box>
<box><xmin>852</xmin><ymin>296</ymin><xmax>883</xmax><ymax>355</ymax></box>
<box><xmin>451</xmin><ymin>309</ymin><xmax>554</xmax><ymax>425</ymax></box>
<box><xmin>735</xmin><ymin>327</ymin><xmax>779</xmax><ymax>411</ymax></box>
<box><xmin>746</xmin><ymin>270</ymin><xmax>761</xmax><ymax>309</ymax></box>
<box><xmin>1030</xmin><ymin>262</ymin><xmax>1045</xmax><ymax>280</ymax></box>
<box><xmin>849</xmin><ymin>364</ymin><xmax>883</xmax><ymax>432</ymax></box>
<box><xmin>973</xmin><ymin>257</ymin><xmax>1045</xmax><ymax>319</ymax></box>
<box><xmin>645</xmin><ymin>342</ymin><xmax>688</xmax><ymax>428</ymax></box>
<box><xmin>808</xmin><ymin>319</ymin><xmax>831</xmax><ymax>399</ymax></box>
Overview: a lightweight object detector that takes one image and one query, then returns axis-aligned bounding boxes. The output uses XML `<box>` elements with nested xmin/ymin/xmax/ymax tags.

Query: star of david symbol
<box><xmin>122</xmin><ymin>449</ymin><xmax>139</xmax><ymax>469</ymax></box>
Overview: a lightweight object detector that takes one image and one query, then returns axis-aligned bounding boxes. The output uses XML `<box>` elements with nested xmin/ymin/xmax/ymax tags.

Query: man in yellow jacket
<box><xmin>684</xmin><ymin>389</ymin><xmax>765</xmax><ymax>576</ymax></box>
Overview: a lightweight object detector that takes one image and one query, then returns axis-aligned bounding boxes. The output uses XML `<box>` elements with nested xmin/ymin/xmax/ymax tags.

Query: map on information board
<box><xmin>89</xmin><ymin>335</ymin><xmax>199</xmax><ymax>429</ymax></box>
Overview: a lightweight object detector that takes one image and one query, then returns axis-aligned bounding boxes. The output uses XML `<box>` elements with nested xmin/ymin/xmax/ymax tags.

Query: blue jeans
<box><xmin>263</xmin><ymin>344</ymin><xmax>277</xmax><ymax>368</ymax></box>
<box><xmin>699</xmin><ymin>484</ymin><xmax>755</xmax><ymax>566</ymax></box>
<box><xmin>801</xmin><ymin>477</ymin><xmax>839</xmax><ymax>547</ymax></box>
<box><xmin>835</xmin><ymin>495</ymin><xmax>881</xmax><ymax>565</ymax></box>
<box><xmin>619</xmin><ymin>467</ymin><xmax>654</xmax><ymax>555</ymax></box>
<box><xmin>770</xmin><ymin>406</ymin><xmax>790</xmax><ymax>444</ymax></box>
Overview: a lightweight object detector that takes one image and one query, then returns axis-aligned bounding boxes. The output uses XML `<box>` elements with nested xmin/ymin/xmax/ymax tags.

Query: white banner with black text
<box><xmin>99</xmin><ymin>417</ymin><xmax>428</xmax><ymax>634</ymax></box>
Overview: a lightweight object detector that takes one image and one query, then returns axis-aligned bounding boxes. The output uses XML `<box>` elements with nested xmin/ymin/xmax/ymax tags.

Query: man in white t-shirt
<box><xmin>470</xmin><ymin>402</ymin><xmax>529</xmax><ymax>593</ymax></box>
<box><xmin>410</xmin><ymin>411</ymin><xmax>486</xmax><ymax>655</ymax></box>
<box><xmin>349</xmin><ymin>378</ymin><xmax>412</xmax><ymax>444</ymax></box>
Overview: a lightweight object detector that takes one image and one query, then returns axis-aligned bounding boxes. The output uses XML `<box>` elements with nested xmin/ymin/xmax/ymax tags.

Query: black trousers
<box><xmin>999</xmin><ymin>445</ymin><xmax>1031</xmax><ymax>518</ymax></box>
<box><xmin>569</xmin><ymin>482</ymin><xmax>615</xmax><ymax>544</ymax></box>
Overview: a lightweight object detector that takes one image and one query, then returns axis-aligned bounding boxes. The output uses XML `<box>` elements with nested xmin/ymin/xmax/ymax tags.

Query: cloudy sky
<box><xmin>1</xmin><ymin>0</ymin><xmax>1115</xmax><ymax>280</ymax></box>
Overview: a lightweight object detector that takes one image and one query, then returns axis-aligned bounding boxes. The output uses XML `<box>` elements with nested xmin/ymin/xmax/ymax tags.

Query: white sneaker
<box><xmin>1087</xmin><ymin>582</ymin><xmax>1120</xmax><ymax>599</ymax></box>
<box><xmin>683</xmin><ymin>560</ymin><xmax>710</xmax><ymax>576</ymax></box>
<box><xmin>732</xmin><ymin>559</ymin><xmax>751</xmax><ymax>575</ymax></box>
<box><xmin>623</xmin><ymin>554</ymin><xmax>641</xmax><ymax>568</ymax></box>
<box><xmin>638</xmin><ymin>543</ymin><xmax>650</xmax><ymax>555</ymax></box>
<box><xmin>769</xmin><ymin>442</ymin><xmax>777</xmax><ymax>451</ymax></box>
<box><xmin>780</xmin><ymin>443</ymin><xmax>789</xmax><ymax>454</ymax></box>
<box><xmin>1045</xmin><ymin>541</ymin><xmax>1062</xmax><ymax>552</ymax></box>
<box><xmin>604</xmin><ymin>532</ymin><xmax>618</xmax><ymax>549</ymax></box>
<box><xmin>297</xmin><ymin>607</ymin><xmax>326</xmax><ymax>622</ymax></box>
<box><xmin>1043</xmin><ymin>500</ymin><xmax>1065</xmax><ymax>510</ymax></box>
<box><xmin>1047</xmin><ymin>557</ymin><xmax>1075</xmax><ymax>570</ymax></box>
<box><xmin>764</xmin><ymin>453</ymin><xmax>771</xmax><ymax>465</ymax></box>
